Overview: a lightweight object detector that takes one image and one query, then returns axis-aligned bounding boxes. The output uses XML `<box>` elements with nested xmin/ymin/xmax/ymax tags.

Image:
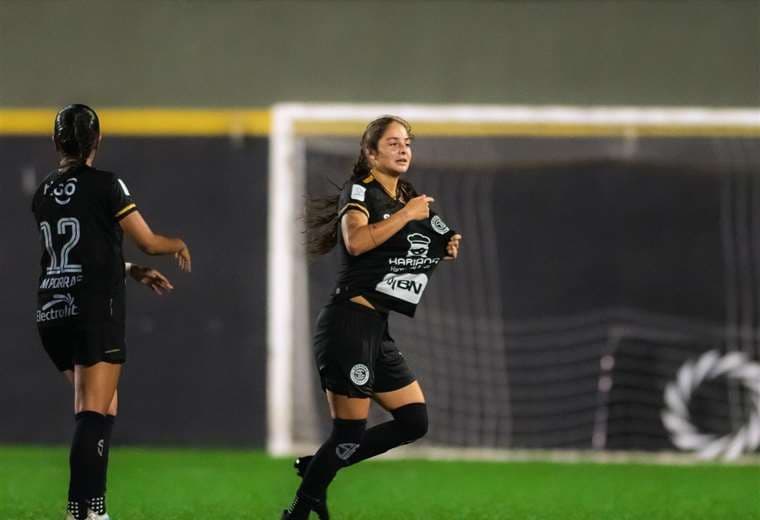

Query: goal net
<box><xmin>268</xmin><ymin>104</ymin><xmax>760</xmax><ymax>461</ymax></box>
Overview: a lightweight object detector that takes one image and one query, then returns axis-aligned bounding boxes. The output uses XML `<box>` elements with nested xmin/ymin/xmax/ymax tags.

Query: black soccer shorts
<box><xmin>37</xmin><ymin>291</ymin><xmax>127</xmax><ymax>372</ymax></box>
<box><xmin>313</xmin><ymin>300</ymin><xmax>416</xmax><ymax>398</ymax></box>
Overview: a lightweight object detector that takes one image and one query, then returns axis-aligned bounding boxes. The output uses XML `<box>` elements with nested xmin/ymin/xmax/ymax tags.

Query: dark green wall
<box><xmin>1</xmin><ymin>0</ymin><xmax>758</xmax><ymax>107</ymax></box>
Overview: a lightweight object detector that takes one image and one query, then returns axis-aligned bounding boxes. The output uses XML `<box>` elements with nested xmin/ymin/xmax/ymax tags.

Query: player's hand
<box><xmin>128</xmin><ymin>265</ymin><xmax>174</xmax><ymax>295</ymax></box>
<box><xmin>403</xmin><ymin>194</ymin><xmax>435</xmax><ymax>221</ymax></box>
<box><xmin>444</xmin><ymin>234</ymin><xmax>462</xmax><ymax>260</ymax></box>
<box><xmin>175</xmin><ymin>244</ymin><xmax>192</xmax><ymax>273</ymax></box>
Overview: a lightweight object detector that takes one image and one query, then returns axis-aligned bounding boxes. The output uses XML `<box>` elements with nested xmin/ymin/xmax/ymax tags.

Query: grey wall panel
<box><xmin>1</xmin><ymin>0</ymin><xmax>758</xmax><ymax>107</ymax></box>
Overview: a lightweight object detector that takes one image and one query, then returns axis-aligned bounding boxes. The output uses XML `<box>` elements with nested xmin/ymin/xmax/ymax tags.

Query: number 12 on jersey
<box><xmin>39</xmin><ymin>217</ymin><xmax>82</xmax><ymax>275</ymax></box>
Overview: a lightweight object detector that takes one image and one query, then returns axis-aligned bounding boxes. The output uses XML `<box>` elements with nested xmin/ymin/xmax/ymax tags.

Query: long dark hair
<box><xmin>305</xmin><ymin>115</ymin><xmax>416</xmax><ymax>257</ymax></box>
<box><xmin>53</xmin><ymin>104</ymin><xmax>100</xmax><ymax>167</ymax></box>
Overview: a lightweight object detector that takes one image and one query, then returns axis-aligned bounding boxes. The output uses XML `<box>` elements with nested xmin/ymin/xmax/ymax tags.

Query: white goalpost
<box><xmin>267</xmin><ymin>103</ymin><xmax>760</xmax><ymax>459</ymax></box>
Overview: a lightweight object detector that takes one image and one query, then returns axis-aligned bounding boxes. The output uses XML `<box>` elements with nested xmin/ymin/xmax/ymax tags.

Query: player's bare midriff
<box><xmin>350</xmin><ymin>295</ymin><xmax>375</xmax><ymax>309</ymax></box>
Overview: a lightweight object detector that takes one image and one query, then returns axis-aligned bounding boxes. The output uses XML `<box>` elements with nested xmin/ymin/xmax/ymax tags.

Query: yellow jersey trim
<box><xmin>338</xmin><ymin>203</ymin><xmax>369</xmax><ymax>218</ymax></box>
<box><xmin>114</xmin><ymin>203</ymin><xmax>137</xmax><ymax>218</ymax></box>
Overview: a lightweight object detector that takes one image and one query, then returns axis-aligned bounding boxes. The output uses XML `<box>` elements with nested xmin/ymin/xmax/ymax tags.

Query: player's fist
<box><xmin>444</xmin><ymin>234</ymin><xmax>463</xmax><ymax>260</ymax></box>
<box><xmin>403</xmin><ymin>194</ymin><xmax>435</xmax><ymax>221</ymax></box>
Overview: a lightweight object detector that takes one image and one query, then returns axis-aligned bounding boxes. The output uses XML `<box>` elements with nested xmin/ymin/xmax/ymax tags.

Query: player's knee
<box><xmin>392</xmin><ymin>402</ymin><xmax>428</xmax><ymax>442</ymax></box>
<box><xmin>330</xmin><ymin>418</ymin><xmax>367</xmax><ymax>465</ymax></box>
<box><xmin>107</xmin><ymin>391</ymin><xmax>119</xmax><ymax>416</ymax></box>
<box><xmin>76</xmin><ymin>391</ymin><xmax>113</xmax><ymax>416</ymax></box>
<box><xmin>75</xmin><ymin>401</ymin><xmax>111</xmax><ymax>415</ymax></box>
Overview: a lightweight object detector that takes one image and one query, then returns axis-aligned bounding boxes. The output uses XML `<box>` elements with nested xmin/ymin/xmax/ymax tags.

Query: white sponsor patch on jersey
<box><xmin>375</xmin><ymin>273</ymin><xmax>429</xmax><ymax>304</ymax></box>
<box><xmin>117</xmin><ymin>178</ymin><xmax>131</xmax><ymax>196</ymax></box>
<box><xmin>350</xmin><ymin>184</ymin><xmax>366</xmax><ymax>202</ymax></box>
<box><xmin>431</xmin><ymin>215</ymin><xmax>450</xmax><ymax>235</ymax></box>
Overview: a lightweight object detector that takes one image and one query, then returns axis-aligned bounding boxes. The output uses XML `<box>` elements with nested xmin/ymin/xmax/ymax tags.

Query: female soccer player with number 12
<box><xmin>32</xmin><ymin>105</ymin><xmax>191</xmax><ymax>520</ymax></box>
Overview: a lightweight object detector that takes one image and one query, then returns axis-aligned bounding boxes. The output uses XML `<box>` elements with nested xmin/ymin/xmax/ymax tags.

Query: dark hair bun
<box><xmin>54</xmin><ymin>104</ymin><xmax>100</xmax><ymax>161</ymax></box>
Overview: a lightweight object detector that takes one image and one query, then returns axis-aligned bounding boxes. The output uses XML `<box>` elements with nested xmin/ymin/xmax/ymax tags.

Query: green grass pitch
<box><xmin>1</xmin><ymin>446</ymin><xmax>758</xmax><ymax>519</ymax></box>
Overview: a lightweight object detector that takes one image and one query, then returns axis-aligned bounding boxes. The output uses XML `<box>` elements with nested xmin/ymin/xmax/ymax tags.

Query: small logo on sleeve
<box><xmin>351</xmin><ymin>184</ymin><xmax>366</xmax><ymax>202</ymax></box>
<box><xmin>117</xmin><ymin>178</ymin><xmax>131</xmax><ymax>196</ymax></box>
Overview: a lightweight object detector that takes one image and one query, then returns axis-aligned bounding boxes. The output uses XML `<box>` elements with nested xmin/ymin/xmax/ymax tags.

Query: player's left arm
<box><xmin>125</xmin><ymin>262</ymin><xmax>174</xmax><ymax>295</ymax></box>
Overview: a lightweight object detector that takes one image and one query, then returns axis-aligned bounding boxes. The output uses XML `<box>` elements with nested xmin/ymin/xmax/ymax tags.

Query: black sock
<box><xmin>289</xmin><ymin>418</ymin><xmax>366</xmax><ymax>517</ymax></box>
<box><xmin>88</xmin><ymin>495</ymin><xmax>106</xmax><ymax>515</ymax></box>
<box><xmin>87</xmin><ymin>415</ymin><xmax>115</xmax><ymax>515</ymax></box>
<box><xmin>68</xmin><ymin>411</ymin><xmax>108</xmax><ymax>508</ymax></box>
<box><xmin>346</xmin><ymin>402</ymin><xmax>428</xmax><ymax>465</ymax></box>
<box><xmin>67</xmin><ymin>499</ymin><xmax>86</xmax><ymax>519</ymax></box>
<box><xmin>102</xmin><ymin>414</ymin><xmax>115</xmax><ymax>494</ymax></box>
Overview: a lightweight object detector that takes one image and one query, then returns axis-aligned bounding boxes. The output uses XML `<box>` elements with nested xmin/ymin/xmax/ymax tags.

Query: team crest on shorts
<box><xmin>350</xmin><ymin>363</ymin><xmax>370</xmax><ymax>386</ymax></box>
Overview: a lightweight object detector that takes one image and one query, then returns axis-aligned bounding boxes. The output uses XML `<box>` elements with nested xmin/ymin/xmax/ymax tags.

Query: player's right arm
<box><xmin>341</xmin><ymin>194</ymin><xmax>433</xmax><ymax>256</ymax></box>
<box><xmin>119</xmin><ymin>211</ymin><xmax>192</xmax><ymax>272</ymax></box>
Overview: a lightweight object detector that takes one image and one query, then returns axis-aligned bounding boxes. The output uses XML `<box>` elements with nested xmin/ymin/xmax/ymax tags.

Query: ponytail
<box><xmin>54</xmin><ymin>104</ymin><xmax>100</xmax><ymax>166</ymax></box>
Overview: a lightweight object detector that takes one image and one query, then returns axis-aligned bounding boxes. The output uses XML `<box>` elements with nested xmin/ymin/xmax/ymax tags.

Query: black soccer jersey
<box><xmin>332</xmin><ymin>173</ymin><xmax>456</xmax><ymax>317</ymax></box>
<box><xmin>31</xmin><ymin>164</ymin><xmax>137</xmax><ymax>326</ymax></box>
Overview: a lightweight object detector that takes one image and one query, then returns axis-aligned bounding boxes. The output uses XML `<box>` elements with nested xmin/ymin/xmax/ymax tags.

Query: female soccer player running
<box><xmin>32</xmin><ymin>105</ymin><xmax>192</xmax><ymax>520</ymax></box>
<box><xmin>282</xmin><ymin>116</ymin><xmax>462</xmax><ymax>519</ymax></box>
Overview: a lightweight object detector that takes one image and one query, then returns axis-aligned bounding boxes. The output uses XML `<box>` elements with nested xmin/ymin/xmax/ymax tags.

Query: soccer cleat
<box><xmin>66</xmin><ymin>500</ymin><xmax>85</xmax><ymax>520</ymax></box>
<box><xmin>293</xmin><ymin>455</ymin><xmax>312</xmax><ymax>477</ymax></box>
<box><xmin>64</xmin><ymin>511</ymin><xmax>107</xmax><ymax>520</ymax></box>
<box><xmin>293</xmin><ymin>456</ymin><xmax>330</xmax><ymax>520</ymax></box>
<box><xmin>65</xmin><ymin>500</ymin><xmax>108</xmax><ymax>519</ymax></box>
<box><xmin>282</xmin><ymin>503</ymin><xmax>325</xmax><ymax>520</ymax></box>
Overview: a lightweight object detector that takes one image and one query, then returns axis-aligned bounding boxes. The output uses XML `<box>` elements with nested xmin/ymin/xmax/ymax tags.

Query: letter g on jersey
<box><xmin>52</xmin><ymin>178</ymin><xmax>79</xmax><ymax>205</ymax></box>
